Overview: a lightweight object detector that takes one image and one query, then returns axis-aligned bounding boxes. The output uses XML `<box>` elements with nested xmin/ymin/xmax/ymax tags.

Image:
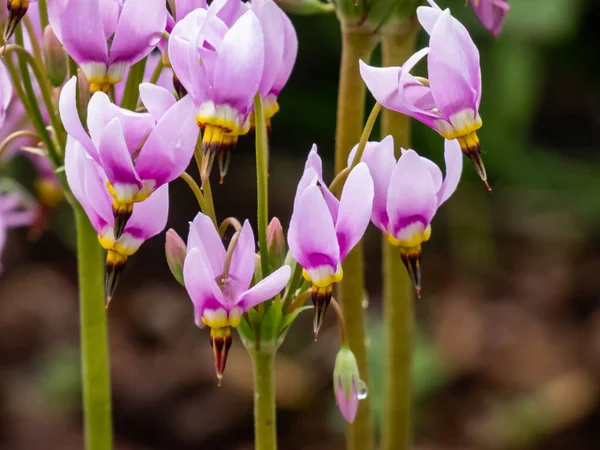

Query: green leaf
<box><xmin>260</xmin><ymin>301</ymin><xmax>283</xmax><ymax>341</ymax></box>
<box><xmin>278</xmin><ymin>305</ymin><xmax>313</xmax><ymax>339</ymax></box>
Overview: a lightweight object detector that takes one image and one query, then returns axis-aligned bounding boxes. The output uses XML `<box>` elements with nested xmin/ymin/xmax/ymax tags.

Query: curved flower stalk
<box><xmin>59</xmin><ymin>76</ymin><xmax>198</xmax><ymax>238</ymax></box>
<box><xmin>48</xmin><ymin>0</ymin><xmax>167</xmax><ymax>93</ymax></box>
<box><xmin>168</xmin><ymin>1</ymin><xmax>265</xmax><ymax>184</ymax></box>
<box><xmin>3</xmin><ymin>0</ymin><xmax>37</xmax><ymax>42</ymax></box>
<box><xmin>0</xmin><ymin>189</ymin><xmax>37</xmax><ymax>272</ymax></box>
<box><xmin>349</xmin><ymin>136</ymin><xmax>462</xmax><ymax>296</ymax></box>
<box><xmin>249</xmin><ymin>0</ymin><xmax>298</xmax><ymax>126</ymax></box>
<box><xmin>360</xmin><ymin>1</ymin><xmax>489</xmax><ymax>188</ymax></box>
<box><xmin>288</xmin><ymin>146</ymin><xmax>374</xmax><ymax>337</ymax></box>
<box><xmin>470</xmin><ymin>0</ymin><xmax>509</xmax><ymax>37</ymax></box>
<box><xmin>65</xmin><ymin>135</ymin><xmax>169</xmax><ymax>303</ymax></box>
<box><xmin>183</xmin><ymin>212</ymin><xmax>291</xmax><ymax>382</ymax></box>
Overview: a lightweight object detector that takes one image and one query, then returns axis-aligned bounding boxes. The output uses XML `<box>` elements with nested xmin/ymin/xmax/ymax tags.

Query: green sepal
<box><xmin>278</xmin><ymin>305</ymin><xmax>313</xmax><ymax>340</ymax></box>
<box><xmin>260</xmin><ymin>301</ymin><xmax>283</xmax><ymax>341</ymax></box>
<box><xmin>237</xmin><ymin>315</ymin><xmax>255</xmax><ymax>344</ymax></box>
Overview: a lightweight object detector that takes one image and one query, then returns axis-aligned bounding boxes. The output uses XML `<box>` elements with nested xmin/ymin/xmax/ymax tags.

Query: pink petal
<box><xmin>59</xmin><ymin>77</ymin><xmax>98</xmax><ymax>161</ymax></box>
<box><xmin>228</xmin><ymin>220</ymin><xmax>255</xmax><ymax>297</ymax></box>
<box><xmin>98</xmin><ymin>118</ymin><xmax>141</xmax><ymax>189</ymax></box>
<box><xmin>359</xmin><ymin>61</ymin><xmax>408</xmax><ymax>114</ymax></box>
<box><xmin>175</xmin><ymin>0</ymin><xmax>208</xmax><ymax>21</ymax></box>
<box><xmin>183</xmin><ymin>247</ymin><xmax>225</xmax><ymax>314</ymax></box>
<box><xmin>335</xmin><ymin>163</ymin><xmax>374</xmax><ymax>261</ymax></box>
<box><xmin>436</xmin><ymin>139</ymin><xmax>463</xmax><ymax>206</ymax></box>
<box><xmin>100</xmin><ymin>0</ymin><xmax>122</xmax><ymax>39</ymax></box>
<box><xmin>0</xmin><ymin>62</ymin><xmax>12</xmax><ymax>127</ymax></box>
<box><xmin>135</xmin><ymin>94</ymin><xmax>197</xmax><ymax>186</ymax></box>
<box><xmin>86</xmin><ymin>91</ymin><xmax>119</xmax><ymax>150</ymax></box>
<box><xmin>271</xmin><ymin>8</ymin><xmax>297</xmax><ymax>94</ymax></box>
<box><xmin>61</xmin><ymin>0</ymin><xmax>108</xmax><ymax>65</ymax></box>
<box><xmin>386</xmin><ymin>150</ymin><xmax>438</xmax><ymax>237</ymax></box>
<box><xmin>335</xmin><ymin>378</ymin><xmax>358</xmax><ymax>424</ymax></box>
<box><xmin>109</xmin><ymin>0</ymin><xmax>167</xmax><ymax>65</ymax></box>
<box><xmin>212</xmin><ymin>10</ymin><xmax>264</xmax><ymax>112</ymax></box>
<box><xmin>187</xmin><ymin>212</ymin><xmax>226</xmax><ymax>279</ymax></box>
<box><xmin>236</xmin><ymin>265</ymin><xmax>291</xmax><ymax>310</ymax></box>
<box><xmin>252</xmin><ymin>0</ymin><xmax>285</xmax><ymax>96</ymax></box>
<box><xmin>47</xmin><ymin>0</ymin><xmax>69</xmax><ymax>43</ymax></box>
<box><xmin>288</xmin><ymin>184</ymin><xmax>340</xmax><ymax>271</ymax></box>
<box><xmin>125</xmin><ymin>184</ymin><xmax>169</xmax><ymax>239</ymax></box>
<box><xmin>139</xmin><ymin>83</ymin><xmax>176</xmax><ymax>122</ymax></box>
<box><xmin>416</xmin><ymin>2</ymin><xmax>443</xmax><ymax>35</ymax></box>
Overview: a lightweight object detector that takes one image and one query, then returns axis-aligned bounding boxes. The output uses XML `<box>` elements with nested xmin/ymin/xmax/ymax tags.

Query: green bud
<box><xmin>43</xmin><ymin>26</ymin><xmax>67</xmax><ymax>87</ymax></box>
<box><xmin>275</xmin><ymin>0</ymin><xmax>334</xmax><ymax>15</ymax></box>
<box><xmin>333</xmin><ymin>346</ymin><xmax>365</xmax><ymax>423</ymax></box>
<box><xmin>165</xmin><ymin>229</ymin><xmax>186</xmax><ymax>285</ymax></box>
<box><xmin>266</xmin><ymin>217</ymin><xmax>285</xmax><ymax>268</ymax></box>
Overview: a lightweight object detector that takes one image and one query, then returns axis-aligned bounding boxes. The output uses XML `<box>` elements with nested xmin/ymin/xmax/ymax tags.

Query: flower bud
<box><xmin>165</xmin><ymin>229</ymin><xmax>186</xmax><ymax>285</ymax></box>
<box><xmin>274</xmin><ymin>0</ymin><xmax>334</xmax><ymax>15</ymax></box>
<box><xmin>76</xmin><ymin>69</ymin><xmax>91</xmax><ymax>114</ymax></box>
<box><xmin>42</xmin><ymin>26</ymin><xmax>67</xmax><ymax>87</ymax></box>
<box><xmin>266</xmin><ymin>217</ymin><xmax>285</xmax><ymax>268</ymax></box>
<box><xmin>333</xmin><ymin>346</ymin><xmax>365</xmax><ymax>423</ymax></box>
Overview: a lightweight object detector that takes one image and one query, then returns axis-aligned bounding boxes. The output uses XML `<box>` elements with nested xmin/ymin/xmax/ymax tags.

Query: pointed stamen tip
<box><xmin>484</xmin><ymin>179</ymin><xmax>492</xmax><ymax>191</ymax></box>
<box><xmin>217</xmin><ymin>376</ymin><xmax>223</xmax><ymax>387</ymax></box>
<box><xmin>219</xmin><ymin>175</ymin><xmax>224</xmax><ymax>184</ymax></box>
<box><xmin>415</xmin><ymin>287</ymin><xmax>422</xmax><ymax>299</ymax></box>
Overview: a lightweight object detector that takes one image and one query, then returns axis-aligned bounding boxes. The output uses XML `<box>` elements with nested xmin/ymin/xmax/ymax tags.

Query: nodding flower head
<box><xmin>183</xmin><ymin>212</ymin><xmax>291</xmax><ymax>382</ymax></box>
<box><xmin>349</xmin><ymin>136</ymin><xmax>463</xmax><ymax>296</ymax></box>
<box><xmin>59</xmin><ymin>76</ymin><xmax>197</xmax><ymax>238</ymax></box>
<box><xmin>48</xmin><ymin>0</ymin><xmax>167</xmax><ymax>93</ymax></box>
<box><xmin>360</xmin><ymin>1</ymin><xmax>489</xmax><ymax>188</ymax></box>
<box><xmin>65</xmin><ymin>136</ymin><xmax>169</xmax><ymax>304</ymax></box>
<box><xmin>288</xmin><ymin>146</ymin><xmax>374</xmax><ymax>338</ymax></box>
<box><xmin>469</xmin><ymin>0</ymin><xmax>509</xmax><ymax>37</ymax></box>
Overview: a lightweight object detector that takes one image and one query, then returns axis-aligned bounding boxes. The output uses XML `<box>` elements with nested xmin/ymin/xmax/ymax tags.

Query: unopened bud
<box><xmin>42</xmin><ymin>26</ymin><xmax>67</xmax><ymax>87</ymax></box>
<box><xmin>275</xmin><ymin>0</ymin><xmax>334</xmax><ymax>15</ymax></box>
<box><xmin>333</xmin><ymin>346</ymin><xmax>364</xmax><ymax>423</ymax></box>
<box><xmin>266</xmin><ymin>217</ymin><xmax>285</xmax><ymax>268</ymax></box>
<box><xmin>165</xmin><ymin>229</ymin><xmax>186</xmax><ymax>286</ymax></box>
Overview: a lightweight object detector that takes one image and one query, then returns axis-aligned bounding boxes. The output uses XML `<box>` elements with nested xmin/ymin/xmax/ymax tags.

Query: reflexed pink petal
<box><xmin>212</xmin><ymin>10</ymin><xmax>264</xmax><ymax>112</ymax></box>
<box><xmin>386</xmin><ymin>150</ymin><xmax>438</xmax><ymax>236</ymax></box>
<box><xmin>59</xmin><ymin>77</ymin><xmax>98</xmax><ymax>161</ymax></box>
<box><xmin>98</xmin><ymin>118</ymin><xmax>141</xmax><ymax>188</ymax></box>
<box><xmin>288</xmin><ymin>184</ymin><xmax>340</xmax><ymax>270</ymax></box>
<box><xmin>211</xmin><ymin>0</ymin><xmax>246</xmax><ymax>27</ymax></box>
<box><xmin>335</xmin><ymin>163</ymin><xmax>374</xmax><ymax>261</ymax></box>
<box><xmin>236</xmin><ymin>265</ymin><xmax>291</xmax><ymax>309</ymax></box>
<box><xmin>175</xmin><ymin>0</ymin><xmax>208</xmax><ymax>21</ymax></box>
<box><xmin>135</xmin><ymin>94</ymin><xmax>197</xmax><ymax>186</ymax></box>
<box><xmin>298</xmin><ymin>146</ymin><xmax>339</xmax><ymax>222</ymax></box>
<box><xmin>436</xmin><ymin>139</ymin><xmax>463</xmax><ymax>206</ymax></box>
<box><xmin>0</xmin><ymin>62</ymin><xmax>12</xmax><ymax>127</ymax></box>
<box><xmin>61</xmin><ymin>0</ymin><xmax>108</xmax><ymax>65</ymax></box>
<box><xmin>139</xmin><ymin>83</ymin><xmax>176</xmax><ymax>122</ymax></box>
<box><xmin>100</xmin><ymin>0</ymin><xmax>121</xmax><ymax>39</ymax></box>
<box><xmin>228</xmin><ymin>220</ymin><xmax>255</xmax><ymax>297</ymax></box>
<box><xmin>112</xmin><ymin>108</ymin><xmax>156</xmax><ymax>152</ymax></box>
<box><xmin>347</xmin><ymin>136</ymin><xmax>396</xmax><ymax>231</ymax></box>
<box><xmin>47</xmin><ymin>0</ymin><xmax>69</xmax><ymax>42</ymax></box>
<box><xmin>470</xmin><ymin>0</ymin><xmax>509</xmax><ymax>37</ymax></box>
<box><xmin>86</xmin><ymin>91</ymin><xmax>118</xmax><ymax>150</ymax></box>
<box><xmin>187</xmin><ymin>212</ymin><xmax>226</xmax><ymax>279</ymax></box>
<box><xmin>125</xmin><ymin>184</ymin><xmax>169</xmax><ymax>239</ymax></box>
<box><xmin>359</xmin><ymin>61</ymin><xmax>407</xmax><ymax>114</ymax></box>
<box><xmin>418</xmin><ymin>154</ymin><xmax>443</xmax><ymax>193</ymax></box>
<box><xmin>183</xmin><ymin>247</ymin><xmax>225</xmax><ymax>313</ymax></box>
<box><xmin>416</xmin><ymin>1</ymin><xmax>443</xmax><ymax>34</ymax></box>
<box><xmin>271</xmin><ymin>9</ymin><xmax>297</xmax><ymax>94</ymax></box>
<box><xmin>109</xmin><ymin>0</ymin><xmax>167</xmax><ymax>65</ymax></box>
<box><xmin>252</xmin><ymin>0</ymin><xmax>284</xmax><ymax>96</ymax></box>
<box><xmin>428</xmin><ymin>10</ymin><xmax>481</xmax><ymax>117</ymax></box>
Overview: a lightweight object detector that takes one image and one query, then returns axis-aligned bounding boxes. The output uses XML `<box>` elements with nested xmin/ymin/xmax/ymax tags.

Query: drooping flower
<box><xmin>470</xmin><ymin>0</ymin><xmax>509</xmax><ymax>37</ymax></box>
<box><xmin>333</xmin><ymin>346</ymin><xmax>363</xmax><ymax>423</ymax></box>
<box><xmin>3</xmin><ymin>0</ymin><xmax>37</xmax><ymax>41</ymax></box>
<box><xmin>288</xmin><ymin>147</ymin><xmax>374</xmax><ymax>337</ymax></box>
<box><xmin>48</xmin><ymin>0</ymin><xmax>167</xmax><ymax>93</ymax></box>
<box><xmin>59</xmin><ymin>76</ymin><xmax>198</xmax><ymax>238</ymax></box>
<box><xmin>360</xmin><ymin>0</ymin><xmax>488</xmax><ymax>188</ymax></box>
<box><xmin>249</xmin><ymin>0</ymin><xmax>298</xmax><ymax>126</ymax></box>
<box><xmin>169</xmin><ymin>0</ymin><xmax>265</xmax><ymax>184</ymax></box>
<box><xmin>349</xmin><ymin>136</ymin><xmax>462</xmax><ymax>296</ymax></box>
<box><xmin>65</xmin><ymin>135</ymin><xmax>169</xmax><ymax>302</ymax></box>
<box><xmin>183</xmin><ymin>212</ymin><xmax>291</xmax><ymax>382</ymax></box>
<box><xmin>0</xmin><ymin>189</ymin><xmax>37</xmax><ymax>272</ymax></box>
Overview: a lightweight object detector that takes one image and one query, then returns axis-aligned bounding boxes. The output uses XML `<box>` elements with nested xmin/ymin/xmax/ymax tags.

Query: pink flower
<box><xmin>360</xmin><ymin>1</ymin><xmax>489</xmax><ymax>188</ymax></box>
<box><xmin>288</xmin><ymin>146</ymin><xmax>374</xmax><ymax>336</ymax></box>
<box><xmin>48</xmin><ymin>0</ymin><xmax>167</xmax><ymax>92</ymax></box>
<box><xmin>59</xmin><ymin>76</ymin><xmax>198</xmax><ymax>238</ymax></box>
<box><xmin>349</xmin><ymin>137</ymin><xmax>462</xmax><ymax>295</ymax></box>
<box><xmin>183</xmin><ymin>212</ymin><xmax>291</xmax><ymax>381</ymax></box>
<box><xmin>470</xmin><ymin>0</ymin><xmax>509</xmax><ymax>37</ymax></box>
<box><xmin>65</xmin><ymin>136</ymin><xmax>169</xmax><ymax>302</ymax></box>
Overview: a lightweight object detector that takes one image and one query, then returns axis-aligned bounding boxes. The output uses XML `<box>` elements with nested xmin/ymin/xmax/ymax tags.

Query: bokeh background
<box><xmin>2</xmin><ymin>0</ymin><xmax>600</xmax><ymax>448</ymax></box>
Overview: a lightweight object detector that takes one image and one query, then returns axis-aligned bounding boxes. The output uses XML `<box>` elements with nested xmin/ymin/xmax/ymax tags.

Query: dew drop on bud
<box><xmin>357</xmin><ymin>380</ymin><xmax>368</xmax><ymax>400</ymax></box>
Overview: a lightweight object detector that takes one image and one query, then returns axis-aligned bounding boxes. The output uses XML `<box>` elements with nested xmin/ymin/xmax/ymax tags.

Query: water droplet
<box><xmin>357</xmin><ymin>380</ymin><xmax>368</xmax><ymax>400</ymax></box>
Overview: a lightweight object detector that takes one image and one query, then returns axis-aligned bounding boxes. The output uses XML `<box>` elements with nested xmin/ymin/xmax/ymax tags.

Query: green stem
<box><xmin>120</xmin><ymin>58</ymin><xmax>147</xmax><ymax>110</ymax></box>
<box><xmin>74</xmin><ymin>205</ymin><xmax>114</xmax><ymax>450</ymax></box>
<box><xmin>23</xmin><ymin>16</ymin><xmax>42</xmax><ymax>63</ymax></box>
<box><xmin>0</xmin><ymin>130</ymin><xmax>40</xmax><ymax>157</ymax></box>
<box><xmin>380</xmin><ymin>28</ymin><xmax>418</xmax><ymax>450</ymax></box>
<box><xmin>250</xmin><ymin>345</ymin><xmax>277</xmax><ymax>450</ymax></box>
<box><xmin>149</xmin><ymin>59</ymin><xmax>164</xmax><ymax>85</ymax></box>
<box><xmin>192</xmin><ymin>139</ymin><xmax>217</xmax><ymax>227</ymax></box>
<box><xmin>334</xmin><ymin>29</ymin><xmax>377</xmax><ymax>450</ymax></box>
<box><xmin>253</xmin><ymin>93</ymin><xmax>270</xmax><ymax>279</ymax></box>
<box><xmin>38</xmin><ymin>0</ymin><xmax>49</xmax><ymax>29</ymax></box>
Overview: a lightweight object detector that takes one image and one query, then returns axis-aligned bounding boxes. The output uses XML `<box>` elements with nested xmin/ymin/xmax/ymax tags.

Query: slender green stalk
<box><xmin>334</xmin><ymin>29</ymin><xmax>377</xmax><ymax>450</ymax></box>
<box><xmin>180</xmin><ymin>171</ymin><xmax>210</xmax><ymax>213</ymax></box>
<box><xmin>192</xmin><ymin>139</ymin><xmax>217</xmax><ymax>227</ymax></box>
<box><xmin>120</xmin><ymin>58</ymin><xmax>147</xmax><ymax>110</ymax></box>
<box><xmin>380</xmin><ymin>28</ymin><xmax>418</xmax><ymax>450</ymax></box>
<box><xmin>250</xmin><ymin>345</ymin><xmax>277</xmax><ymax>450</ymax></box>
<box><xmin>253</xmin><ymin>93</ymin><xmax>270</xmax><ymax>279</ymax></box>
<box><xmin>74</xmin><ymin>205</ymin><xmax>114</xmax><ymax>450</ymax></box>
<box><xmin>38</xmin><ymin>0</ymin><xmax>49</xmax><ymax>28</ymax></box>
<box><xmin>149</xmin><ymin>59</ymin><xmax>164</xmax><ymax>85</ymax></box>
<box><xmin>0</xmin><ymin>130</ymin><xmax>40</xmax><ymax>157</ymax></box>
<box><xmin>22</xmin><ymin>17</ymin><xmax>42</xmax><ymax>63</ymax></box>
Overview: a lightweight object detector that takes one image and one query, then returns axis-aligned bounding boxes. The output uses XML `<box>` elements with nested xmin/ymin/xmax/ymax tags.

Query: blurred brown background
<box><xmin>2</xmin><ymin>0</ymin><xmax>600</xmax><ymax>448</ymax></box>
